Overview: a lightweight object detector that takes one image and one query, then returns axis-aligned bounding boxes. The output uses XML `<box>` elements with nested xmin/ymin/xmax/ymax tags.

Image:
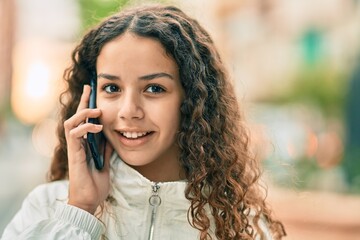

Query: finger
<box><xmin>77</xmin><ymin>85</ymin><xmax>91</xmax><ymax>112</ymax></box>
<box><xmin>68</xmin><ymin>123</ymin><xmax>103</xmax><ymax>140</ymax></box>
<box><xmin>64</xmin><ymin>108</ymin><xmax>101</xmax><ymax>133</ymax></box>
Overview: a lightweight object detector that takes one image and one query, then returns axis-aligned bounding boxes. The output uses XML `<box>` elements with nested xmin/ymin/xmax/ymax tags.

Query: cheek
<box><xmin>99</xmin><ymin>107</ymin><xmax>116</xmax><ymax>141</ymax></box>
<box><xmin>150</xmin><ymin>98</ymin><xmax>182</xmax><ymax>131</ymax></box>
<box><xmin>98</xmin><ymin>102</ymin><xmax>116</xmax><ymax>125</ymax></box>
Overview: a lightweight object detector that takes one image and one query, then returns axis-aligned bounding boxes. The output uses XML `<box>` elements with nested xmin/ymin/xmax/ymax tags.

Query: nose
<box><xmin>118</xmin><ymin>91</ymin><xmax>144</xmax><ymax>120</ymax></box>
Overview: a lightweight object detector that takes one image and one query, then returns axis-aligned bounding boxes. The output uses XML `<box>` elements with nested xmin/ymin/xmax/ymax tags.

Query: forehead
<box><xmin>97</xmin><ymin>33</ymin><xmax>178</xmax><ymax>71</ymax></box>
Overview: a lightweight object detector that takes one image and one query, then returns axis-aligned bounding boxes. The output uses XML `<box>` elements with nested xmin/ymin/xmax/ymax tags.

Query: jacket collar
<box><xmin>108</xmin><ymin>152</ymin><xmax>189</xmax><ymax>210</ymax></box>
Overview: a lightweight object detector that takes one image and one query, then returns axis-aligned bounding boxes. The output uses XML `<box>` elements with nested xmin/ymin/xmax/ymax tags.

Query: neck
<box><xmin>131</xmin><ymin>160</ymin><xmax>185</xmax><ymax>182</ymax></box>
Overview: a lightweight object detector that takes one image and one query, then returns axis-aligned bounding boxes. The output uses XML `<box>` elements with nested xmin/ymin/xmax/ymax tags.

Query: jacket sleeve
<box><xmin>1</xmin><ymin>182</ymin><xmax>104</xmax><ymax>240</ymax></box>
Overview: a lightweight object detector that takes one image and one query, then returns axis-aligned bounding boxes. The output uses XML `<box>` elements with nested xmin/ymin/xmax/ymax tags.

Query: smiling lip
<box><xmin>116</xmin><ymin>131</ymin><xmax>154</xmax><ymax>147</ymax></box>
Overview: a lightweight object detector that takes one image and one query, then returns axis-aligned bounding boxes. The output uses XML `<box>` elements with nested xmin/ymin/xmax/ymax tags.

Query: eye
<box><xmin>145</xmin><ymin>85</ymin><xmax>165</xmax><ymax>94</ymax></box>
<box><xmin>103</xmin><ymin>84</ymin><xmax>120</xmax><ymax>93</ymax></box>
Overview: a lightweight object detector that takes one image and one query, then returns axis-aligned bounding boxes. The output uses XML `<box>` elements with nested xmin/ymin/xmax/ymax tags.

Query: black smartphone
<box><xmin>87</xmin><ymin>74</ymin><xmax>105</xmax><ymax>170</ymax></box>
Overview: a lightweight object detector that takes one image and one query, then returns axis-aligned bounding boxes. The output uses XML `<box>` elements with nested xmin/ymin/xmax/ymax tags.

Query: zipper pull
<box><xmin>148</xmin><ymin>183</ymin><xmax>161</xmax><ymax>240</ymax></box>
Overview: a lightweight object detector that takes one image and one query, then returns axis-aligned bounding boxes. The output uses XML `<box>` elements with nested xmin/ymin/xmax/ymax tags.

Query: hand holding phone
<box><xmin>87</xmin><ymin>75</ymin><xmax>105</xmax><ymax>170</ymax></box>
<box><xmin>66</xmin><ymin>82</ymin><xmax>111</xmax><ymax>214</ymax></box>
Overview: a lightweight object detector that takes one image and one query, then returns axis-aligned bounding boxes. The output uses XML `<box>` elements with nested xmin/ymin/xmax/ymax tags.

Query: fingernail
<box><xmin>83</xmin><ymin>84</ymin><xmax>90</xmax><ymax>92</ymax></box>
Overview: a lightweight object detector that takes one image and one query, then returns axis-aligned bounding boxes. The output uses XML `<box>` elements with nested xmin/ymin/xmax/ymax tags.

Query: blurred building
<box><xmin>0</xmin><ymin>0</ymin><xmax>14</xmax><ymax>112</ymax></box>
<box><xmin>0</xmin><ymin>0</ymin><xmax>80</xmax><ymax>234</ymax></box>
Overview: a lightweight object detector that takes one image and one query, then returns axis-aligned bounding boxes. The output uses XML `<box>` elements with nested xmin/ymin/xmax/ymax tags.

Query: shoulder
<box><xmin>2</xmin><ymin>180</ymin><xmax>70</xmax><ymax>235</ymax></box>
<box><xmin>25</xmin><ymin>180</ymin><xmax>69</xmax><ymax>207</ymax></box>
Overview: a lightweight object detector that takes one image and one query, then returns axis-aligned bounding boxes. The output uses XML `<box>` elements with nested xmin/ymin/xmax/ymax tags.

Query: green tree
<box><xmin>78</xmin><ymin>0</ymin><xmax>131</xmax><ymax>32</ymax></box>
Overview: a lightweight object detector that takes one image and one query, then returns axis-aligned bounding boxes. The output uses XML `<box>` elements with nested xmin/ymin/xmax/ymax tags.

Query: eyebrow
<box><xmin>97</xmin><ymin>73</ymin><xmax>119</xmax><ymax>80</ymax></box>
<box><xmin>97</xmin><ymin>72</ymin><xmax>174</xmax><ymax>81</ymax></box>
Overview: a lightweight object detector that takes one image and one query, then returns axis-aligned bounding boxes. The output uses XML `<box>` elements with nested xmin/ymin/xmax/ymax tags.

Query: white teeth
<box><xmin>121</xmin><ymin>131</ymin><xmax>148</xmax><ymax>139</ymax></box>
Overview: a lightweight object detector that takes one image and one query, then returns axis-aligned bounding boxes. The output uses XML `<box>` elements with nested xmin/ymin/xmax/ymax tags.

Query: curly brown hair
<box><xmin>49</xmin><ymin>4</ymin><xmax>285</xmax><ymax>240</ymax></box>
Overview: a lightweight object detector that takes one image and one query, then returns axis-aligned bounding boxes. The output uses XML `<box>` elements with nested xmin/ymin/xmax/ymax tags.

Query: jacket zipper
<box><xmin>148</xmin><ymin>183</ymin><xmax>161</xmax><ymax>240</ymax></box>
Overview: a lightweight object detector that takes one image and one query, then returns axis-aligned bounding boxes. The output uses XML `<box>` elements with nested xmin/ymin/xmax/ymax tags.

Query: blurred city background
<box><xmin>1</xmin><ymin>0</ymin><xmax>360</xmax><ymax>239</ymax></box>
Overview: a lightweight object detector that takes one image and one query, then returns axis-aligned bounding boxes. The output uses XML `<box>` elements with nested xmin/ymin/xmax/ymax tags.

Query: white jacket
<box><xmin>1</xmin><ymin>154</ymin><xmax>272</xmax><ymax>239</ymax></box>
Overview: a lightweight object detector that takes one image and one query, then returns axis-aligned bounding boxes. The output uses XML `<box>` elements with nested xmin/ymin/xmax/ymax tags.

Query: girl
<box><xmin>2</xmin><ymin>4</ymin><xmax>285</xmax><ymax>240</ymax></box>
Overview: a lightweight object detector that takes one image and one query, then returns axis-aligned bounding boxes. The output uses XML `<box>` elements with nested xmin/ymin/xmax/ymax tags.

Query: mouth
<box><xmin>119</xmin><ymin>131</ymin><xmax>153</xmax><ymax>139</ymax></box>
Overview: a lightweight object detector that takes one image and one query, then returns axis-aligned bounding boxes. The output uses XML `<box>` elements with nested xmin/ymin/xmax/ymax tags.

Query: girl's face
<box><xmin>96</xmin><ymin>33</ymin><xmax>184</xmax><ymax>182</ymax></box>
